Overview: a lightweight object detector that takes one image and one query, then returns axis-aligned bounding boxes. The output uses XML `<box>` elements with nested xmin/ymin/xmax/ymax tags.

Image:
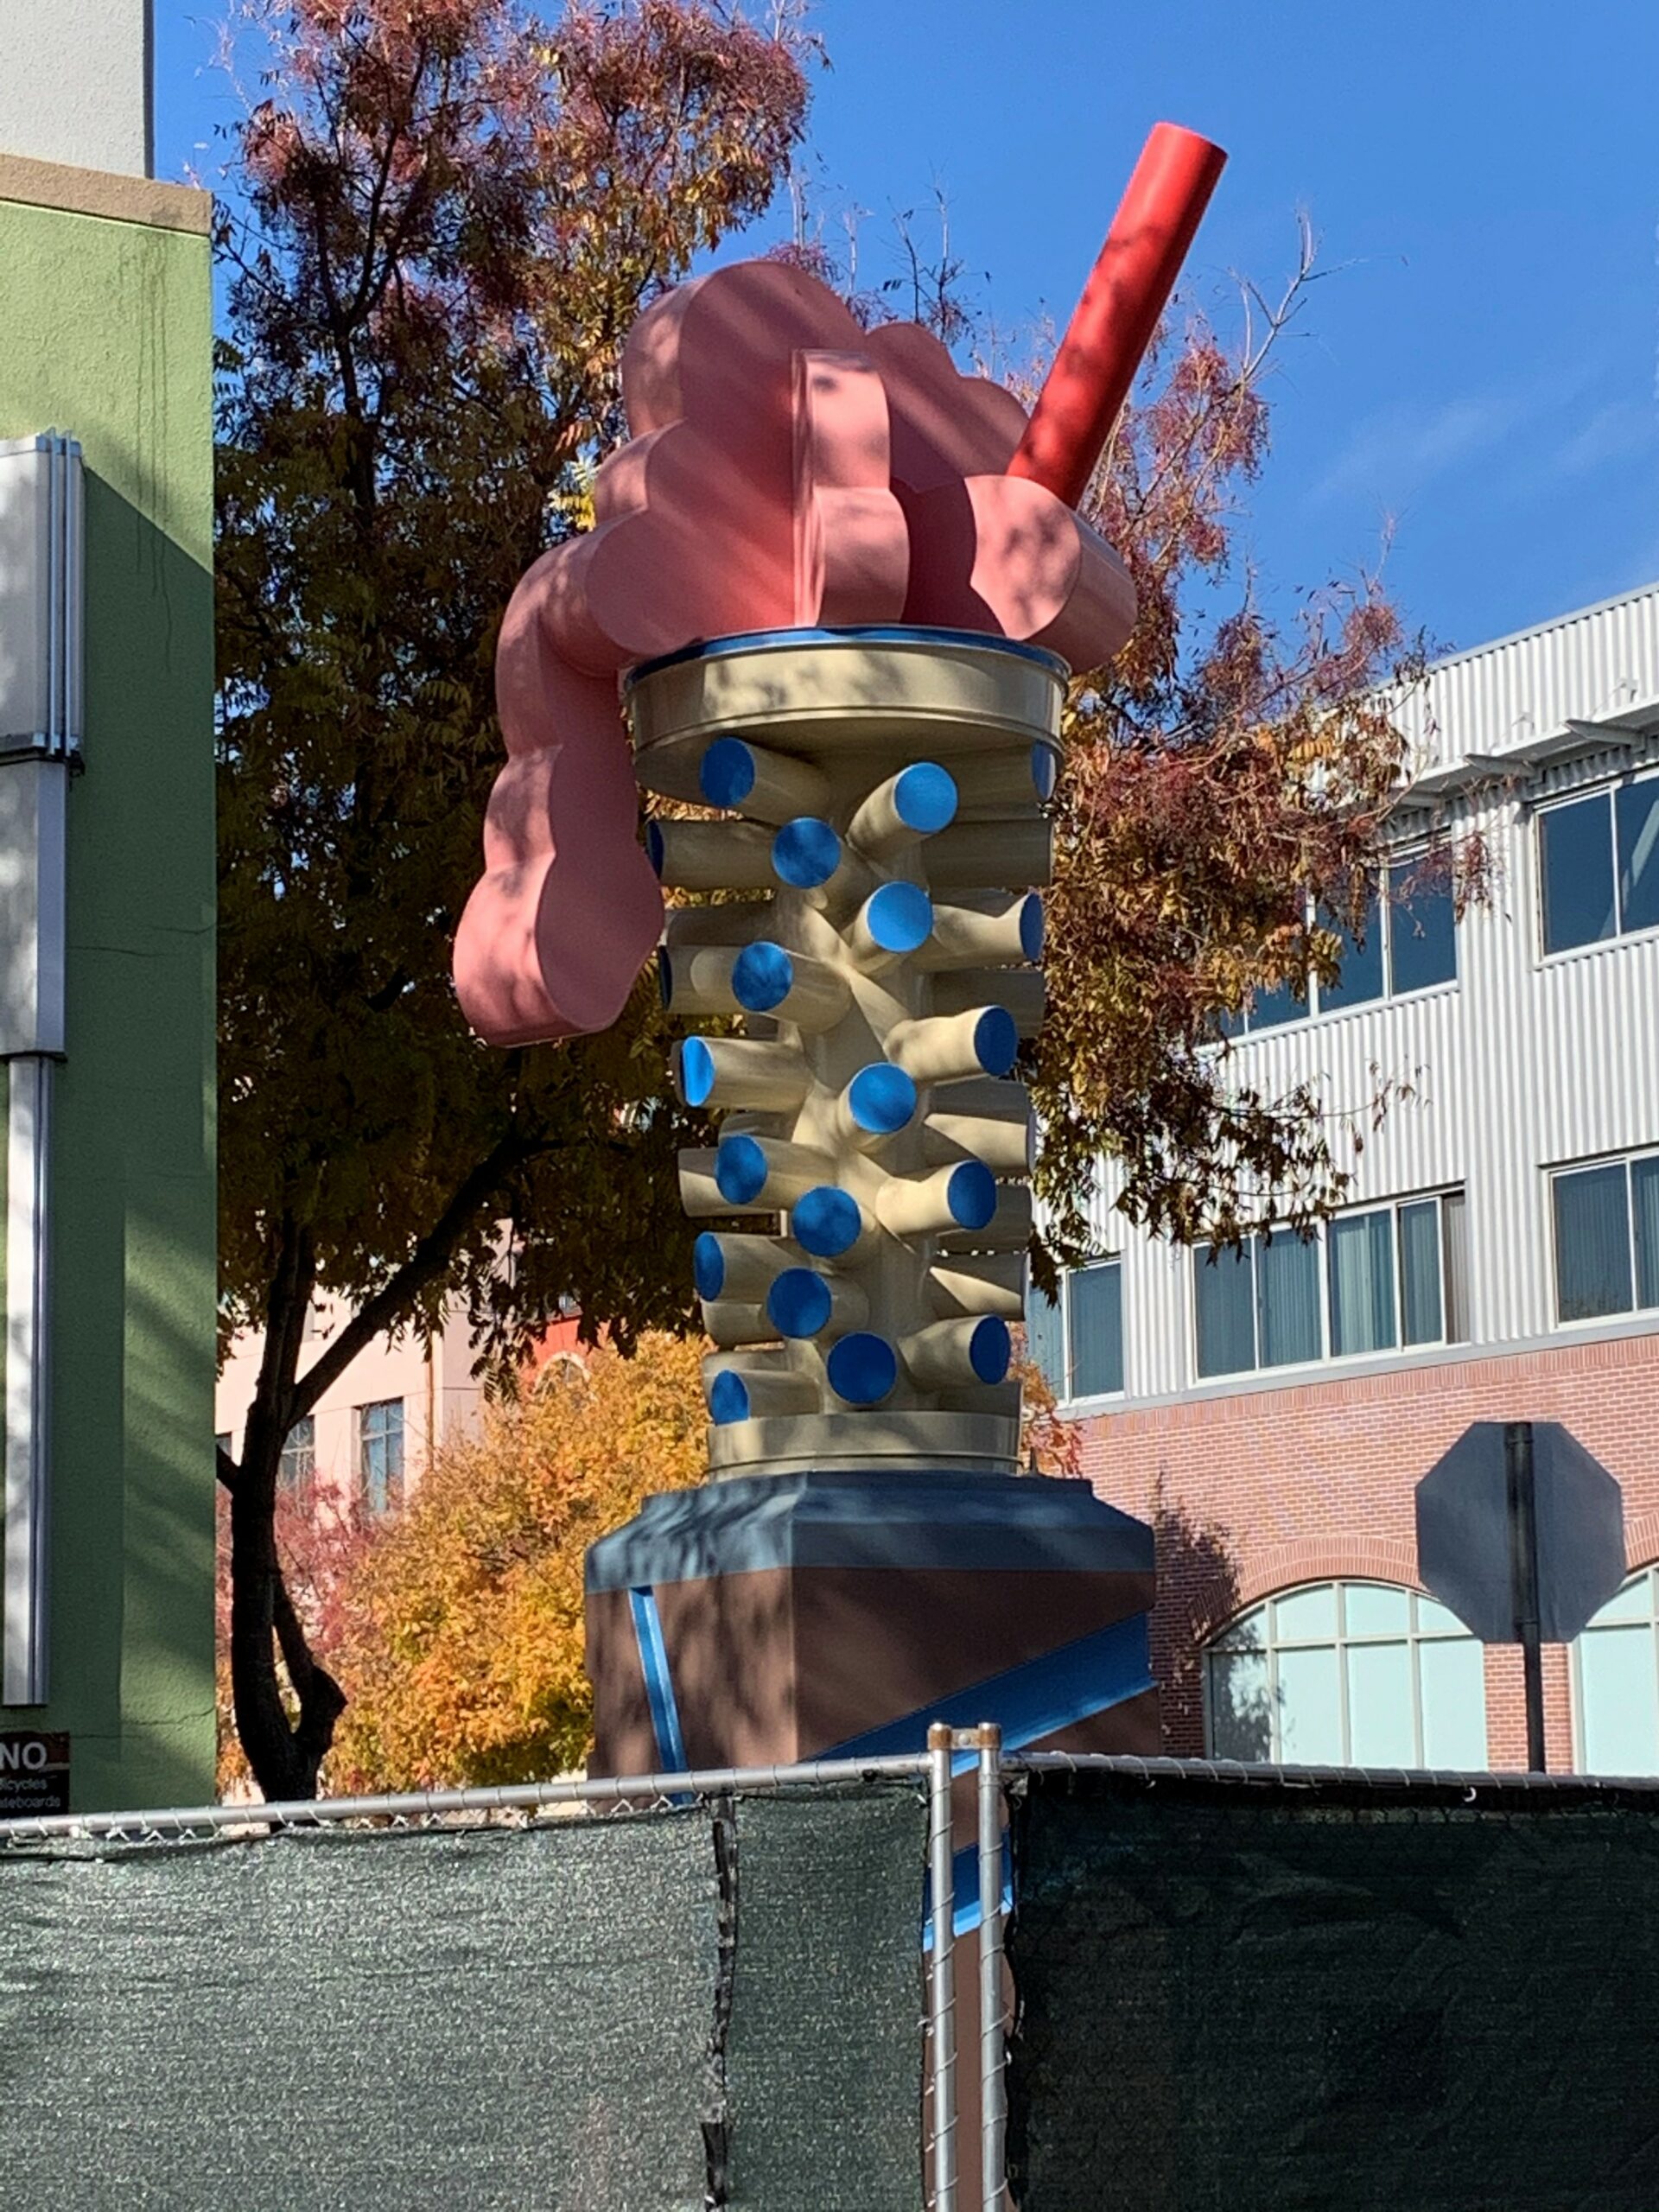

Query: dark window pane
<box><xmin>1069</xmin><ymin>1262</ymin><xmax>1123</xmax><ymax>1396</ymax></box>
<box><xmin>1256</xmin><ymin>1232</ymin><xmax>1321</xmax><ymax>1367</ymax></box>
<box><xmin>1399</xmin><ymin>1198</ymin><xmax>1445</xmax><ymax>1345</ymax></box>
<box><xmin>1540</xmin><ymin>793</ymin><xmax>1615</xmax><ymax>953</ymax></box>
<box><xmin>1553</xmin><ymin>1164</ymin><xmax>1633</xmax><ymax>1321</ymax></box>
<box><xmin>1328</xmin><ymin>1209</ymin><xmax>1397</xmax><ymax>1356</ymax></box>
<box><xmin>1027</xmin><ymin>1285</ymin><xmax>1065</xmax><ymax>1398</ymax></box>
<box><xmin>359</xmin><ymin>1399</ymin><xmax>405</xmax><ymax>1514</ymax></box>
<box><xmin>1195</xmin><ymin>1244</ymin><xmax>1255</xmax><ymax>1377</ymax></box>
<box><xmin>1248</xmin><ymin>976</ymin><xmax>1309</xmax><ymax>1030</ymax></box>
<box><xmin>1388</xmin><ymin>858</ymin><xmax>1457</xmax><ymax>993</ymax></box>
<box><xmin>1617</xmin><ymin>778</ymin><xmax>1659</xmax><ymax>935</ymax></box>
<box><xmin>1633</xmin><ymin>1156</ymin><xmax>1659</xmax><ymax>1311</ymax></box>
<box><xmin>1316</xmin><ymin>881</ymin><xmax>1383</xmax><ymax>1012</ymax></box>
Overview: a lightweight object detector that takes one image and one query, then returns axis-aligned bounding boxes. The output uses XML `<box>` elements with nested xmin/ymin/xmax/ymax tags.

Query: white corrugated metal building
<box><xmin>1041</xmin><ymin>582</ymin><xmax>1659</xmax><ymax>1777</ymax></box>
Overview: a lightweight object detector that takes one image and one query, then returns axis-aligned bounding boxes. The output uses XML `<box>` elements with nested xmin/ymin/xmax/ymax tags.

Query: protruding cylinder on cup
<box><xmin>663</xmin><ymin>899</ymin><xmax>772</xmax><ymax>951</ymax></box>
<box><xmin>791</xmin><ymin>1185</ymin><xmax>880</xmax><ymax>1262</ymax></box>
<box><xmin>647</xmin><ymin>817</ymin><xmax>778</xmax><ymax>891</ymax></box>
<box><xmin>923</xmin><ymin>1102</ymin><xmax>1035</xmax><ymax>1177</ymax></box>
<box><xmin>876</xmin><ymin>1159</ymin><xmax>999</xmax><ymax>1241</ymax></box>
<box><xmin>703</xmin><ymin>1354</ymin><xmax>821</xmax><ymax>1425</ymax></box>
<box><xmin>658</xmin><ymin>944</ymin><xmax>741</xmax><ymax>1019</ymax></box>
<box><xmin>693</xmin><ymin>1230</ymin><xmax>799</xmax><ymax>1305</ymax></box>
<box><xmin>916</xmin><ymin>892</ymin><xmax>1044</xmax><ymax>970</ymax></box>
<box><xmin>677</xmin><ymin>1147</ymin><xmax>728</xmax><ymax>1218</ymax></box>
<box><xmin>925</xmin><ymin>817</ymin><xmax>1053</xmax><ymax>891</ymax></box>
<box><xmin>848</xmin><ymin>880</ymin><xmax>934</xmax><ymax>972</ymax></box>
<box><xmin>701</xmin><ymin>1298</ymin><xmax>780</xmax><ymax>1349</ymax></box>
<box><xmin>900</xmin><ymin>1314</ymin><xmax>1014</xmax><ymax>1390</ymax></box>
<box><xmin>928</xmin><ymin>1252</ymin><xmax>1027</xmax><ymax>1320</ymax></box>
<box><xmin>765</xmin><ymin>1267</ymin><xmax>870</xmax><ymax>1341</ymax></box>
<box><xmin>938</xmin><ymin>1182</ymin><xmax>1034</xmax><ymax>1253</ymax></box>
<box><xmin>846</xmin><ymin>761</ymin><xmax>959</xmax><ymax>858</ymax></box>
<box><xmin>952</xmin><ymin>741</ymin><xmax>1059</xmax><ymax>813</ymax></box>
<box><xmin>715</xmin><ymin>1132</ymin><xmax>837</xmax><ymax>1210</ymax></box>
<box><xmin>888</xmin><ymin>1005</ymin><xmax>1019</xmax><ymax>1086</ymax></box>
<box><xmin>676</xmin><ymin>1035</ymin><xmax>812</xmax><ymax>1115</ymax></box>
<box><xmin>930</xmin><ymin>968</ymin><xmax>1046</xmax><ymax>1037</ymax></box>
<box><xmin>834</xmin><ymin>1063</ymin><xmax>919</xmax><ymax>1150</ymax></box>
<box><xmin>770</xmin><ymin>816</ymin><xmax>845</xmax><ymax>890</ymax></box>
<box><xmin>728</xmin><ymin>941</ymin><xmax>851</xmax><ymax>1032</ymax></box>
<box><xmin>698</xmin><ymin>735</ymin><xmax>830</xmax><ymax>825</ymax></box>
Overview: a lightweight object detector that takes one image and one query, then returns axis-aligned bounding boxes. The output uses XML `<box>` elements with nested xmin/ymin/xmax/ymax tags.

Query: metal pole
<box><xmin>976</xmin><ymin>1723</ymin><xmax>1007</xmax><ymax>2212</ymax></box>
<box><xmin>1506</xmin><ymin>1420</ymin><xmax>1547</xmax><ymax>1771</ymax></box>
<box><xmin>927</xmin><ymin>1720</ymin><xmax>958</xmax><ymax>2212</ymax></box>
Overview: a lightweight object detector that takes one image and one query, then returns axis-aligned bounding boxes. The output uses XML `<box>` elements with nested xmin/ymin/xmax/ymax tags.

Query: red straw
<box><xmin>1008</xmin><ymin>122</ymin><xmax>1227</xmax><ymax>511</ymax></box>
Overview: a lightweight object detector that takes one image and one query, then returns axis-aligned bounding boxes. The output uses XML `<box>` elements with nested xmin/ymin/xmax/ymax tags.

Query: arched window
<box><xmin>1572</xmin><ymin>1567</ymin><xmax>1659</xmax><ymax>1775</ymax></box>
<box><xmin>1205</xmin><ymin>1580</ymin><xmax>1488</xmax><ymax>1768</ymax></box>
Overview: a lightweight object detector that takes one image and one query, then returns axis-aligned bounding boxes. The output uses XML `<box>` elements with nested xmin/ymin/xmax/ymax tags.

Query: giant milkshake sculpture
<box><xmin>456</xmin><ymin>125</ymin><xmax>1225</xmax><ymax>1774</ymax></box>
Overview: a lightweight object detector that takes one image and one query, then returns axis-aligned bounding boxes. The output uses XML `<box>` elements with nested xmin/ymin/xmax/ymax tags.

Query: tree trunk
<box><xmin>226</xmin><ymin>1217</ymin><xmax>345</xmax><ymax>1802</ymax></box>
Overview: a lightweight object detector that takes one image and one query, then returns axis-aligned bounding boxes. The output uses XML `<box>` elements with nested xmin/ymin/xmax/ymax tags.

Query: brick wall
<box><xmin>1077</xmin><ymin>1330</ymin><xmax>1659</xmax><ymax>1769</ymax></box>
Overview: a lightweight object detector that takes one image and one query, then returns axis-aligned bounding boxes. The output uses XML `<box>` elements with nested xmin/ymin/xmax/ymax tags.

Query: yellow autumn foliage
<box><xmin>325</xmin><ymin>1333</ymin><xmax>703</xmax><ymax>1793</ymax></box>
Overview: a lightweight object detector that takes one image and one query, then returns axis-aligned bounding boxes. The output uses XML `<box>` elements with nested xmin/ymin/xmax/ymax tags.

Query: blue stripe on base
<box><xmin>629</xmin><ymin>1586</ymin><xmax>689</xmax><ymax>1773</ymax></box>
<box><xmin>824</xmin><ymin>1611</ymin><xmax>1154</xmax><ymax>1766</ymax></box>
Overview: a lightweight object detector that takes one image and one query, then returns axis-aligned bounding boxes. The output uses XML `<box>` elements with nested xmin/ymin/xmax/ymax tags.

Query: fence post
<box><xmin>976</xmin><ymin>1722</ymin><xmax>1006</xmax><ymax>2210</ymax></box>
<box><xmin>927</xmin><ymin>1720</ymin><xmax>958</xmax><ymax>2212</ymax></box>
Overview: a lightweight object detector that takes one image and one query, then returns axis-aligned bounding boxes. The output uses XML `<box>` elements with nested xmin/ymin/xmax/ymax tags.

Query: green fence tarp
<box><xmin>0</xmin><ymin>1781</ymin><xmax>927</xmax><ymax>2210</ymax></box>
<box><xmin>1009</xmin><ymin>1770</ymin><xmax>1659</xmax><ymax>2212</ymax></box>
<box><xmin>726</xmin><ymin>1789</ymin><xmax>925</xmax><ymax>2212</ymax></box>
<box><xmin>0</xmin><ymin>1817</ymin><xmax>717</xmax><ymax>2210</ymax></box>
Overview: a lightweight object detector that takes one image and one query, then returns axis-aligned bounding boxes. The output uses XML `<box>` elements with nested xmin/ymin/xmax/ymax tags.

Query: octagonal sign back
<box><xmin>1415</xmin><ymin>1421</ymin><xmax>1625</xmax><ymax>1645</ymax></box>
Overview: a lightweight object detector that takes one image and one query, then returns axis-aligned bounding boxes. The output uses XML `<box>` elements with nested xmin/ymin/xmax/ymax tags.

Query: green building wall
<box><xmin>0</xmin><ymin>156</ymin><xmax>216</xmax><ymax>1808</ymax></box>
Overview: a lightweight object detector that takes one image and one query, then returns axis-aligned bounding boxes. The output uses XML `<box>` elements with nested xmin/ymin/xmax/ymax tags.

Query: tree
<box><xmin>325</xmin><ymin>1334</ymin><xmax>703</xmax><ymax>1788</ymax></box>
<box><xmin>214</xmin><ymin>0</ymin><xmax>809</xmax><ymax>1799</ymax></box>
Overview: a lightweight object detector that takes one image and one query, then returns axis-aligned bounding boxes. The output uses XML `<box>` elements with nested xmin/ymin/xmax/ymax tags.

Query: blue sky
<box><xmin>155</xmin><ymin>0</ymin><xmax>1659</xmax><ymax>656</ymax></box>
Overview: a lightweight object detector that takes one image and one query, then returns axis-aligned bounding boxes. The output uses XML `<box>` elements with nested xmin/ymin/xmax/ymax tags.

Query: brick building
<box><xmin>1033</xmin><ymin>582</ymin><xmax>1659</xmax><ymax>1775</ymax></box>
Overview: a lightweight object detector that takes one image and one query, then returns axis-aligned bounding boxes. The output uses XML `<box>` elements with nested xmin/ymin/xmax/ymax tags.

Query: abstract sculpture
<box><xmin>455</xmin><ymin>124</ymin><xmax>1225</xmax><ymax>1774</ymax></box>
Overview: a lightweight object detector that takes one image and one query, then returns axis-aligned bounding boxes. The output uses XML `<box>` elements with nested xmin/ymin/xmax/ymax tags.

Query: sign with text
<box><xmin>0</xmin><ymin>1730</ymin><xmax>69</xmax><ymax>1816</ymax></box>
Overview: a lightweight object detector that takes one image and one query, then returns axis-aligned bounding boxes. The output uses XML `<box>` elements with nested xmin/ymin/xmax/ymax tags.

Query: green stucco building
<box><xmin>0</xmin><ymin>13</ymin><xmax>217</xmax><ymax>1810</ymax></box>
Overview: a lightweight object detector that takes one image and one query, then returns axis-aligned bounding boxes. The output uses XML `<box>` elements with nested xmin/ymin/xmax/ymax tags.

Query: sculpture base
<box><xmin>585</xmin><ymin>1467</ymin><xmax>1158</xmax><ymax>1777</ymax></box>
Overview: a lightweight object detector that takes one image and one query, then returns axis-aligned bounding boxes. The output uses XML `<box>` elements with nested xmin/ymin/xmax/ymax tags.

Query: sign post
<box><xmin>1416</xmin><ymin>1421</ymin><xmax>1625</xmax><ymax>1772</ymax></box>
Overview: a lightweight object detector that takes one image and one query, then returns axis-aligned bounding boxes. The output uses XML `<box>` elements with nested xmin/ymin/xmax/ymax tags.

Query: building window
<box><xmin>1205</xmin><ymin>1580</ymin><xmax>1488</xmax><ymax>1768</ymax></box>
<box><xmin>1539</xmin><ymin>772</ymin><xmax>1659</xmax><ymax>954</ymax></box>
<box><xmin>1195</xmin><ymin>1191</ymin><xmax>1468</xmax><ymax>1379</ymax></box>
<box><xmin>357</xmin><ymin>1398</ymin><xmax>404</xmax><ymax>1513</ymax></box>
<box><xmin>1028</xmin><ymin>1258</ymin><xmax>1123</xmax><ymax>1402</ymax></box>
<box><xmin>1550</xmin><ymin>1151</ymin><xmax>1659</xmax><ymax>1323</ymax></box>
<box><xmin>1572</xmin><ymin>1567</ymin><xmax>1659</xmax><ymax>1776</ymax></box>
<box><xmin>277</xmin><ymin>1415</ymin><xmax>315</xmax><ymax>1492</ymax></box>
<box><xmin>1226</xmin><ymin>860</ymin><xmax>1457</xmax><ymax>1033</ymax></box>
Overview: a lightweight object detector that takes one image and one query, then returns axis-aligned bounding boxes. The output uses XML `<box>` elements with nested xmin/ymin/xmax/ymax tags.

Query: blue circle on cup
<box><xmin>894</xmin><ymin>760</ymin><xmax>958</xmax><ymax>835</ymax></box>
<box><xmin>946</xmin><ymin>1160</ymin><xmax>997</xmax><ymax>1230</ymax></box>
<box><xmin>677</xmin><ymin>1037</ymin><xmax>717</xmax><ymax>1107</ymax></box>
<box><xmin>715</xmin><ymin>1134</ymin><xmax>767</xmax><ymax>1205</ymax></box>
<box><xmin>792</xmin><ymin>1186</ymin><xmax>862</xmax><ymax>1257</ymax></box>
<box><xmin>692</xmin><ymin>1232</ymin><xmax>725</xmax><ymax>1301</ymax></box>
<box><xmin>766</xmin><ymin>1268</ymin><xmax>834</xmax><ymax>1338</ymax></box>
<box><xmin>826</xmin><ymin>1332</ymin><xmax>899</xmax><ymax>1405</ymax></box>
<box><xmin>848</xmin><ymin>1063</ymin><xmax>918</xmax><ymax>1135</ymax></box>
<box><xmin>698</xmin><ymin>738</ymin><xmax>758</xmax><ymax>809</ymax></box>
<box><xmin>708</xmin><ymin>1370</ymin><xmax>751</xmax><ymax>1423</ymax></box>
<box><xmin>772</xmin><ymin>817</ymin><xmax>842</xmax><ymax>887</ymax></box>
<box><xmin>1019</xmin><ymin>893</ymin><xmax>1045</xmax><ymax>962</ymax></box>
<box><xmin>1030</xmin><ymin>741</ymin><xmax>1058</xmax><ymax>801</ymax></box>
<box><xmin>973</xmin><ymin>1007</ymin><xmax>1019</xmax><ymax>1077</ymax></box>
<box><xmin>863</xmin><ymin>881</ymin><xmax>933</xmax><ymax>953</ymax></box>
<box><xmin>732</xmin><ymin>941</ymin><xmax>794</xmax><ymax>1012</ymax></box>
<box><xmin>645</xmin><ymin>821</ymin><xmax>667</xmax><ymax>877</ymax></box>
<box><xmin>969</xmin><ymin>1315</ymin><xmax>1013</xmax><ymax>1383</ymax></box>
